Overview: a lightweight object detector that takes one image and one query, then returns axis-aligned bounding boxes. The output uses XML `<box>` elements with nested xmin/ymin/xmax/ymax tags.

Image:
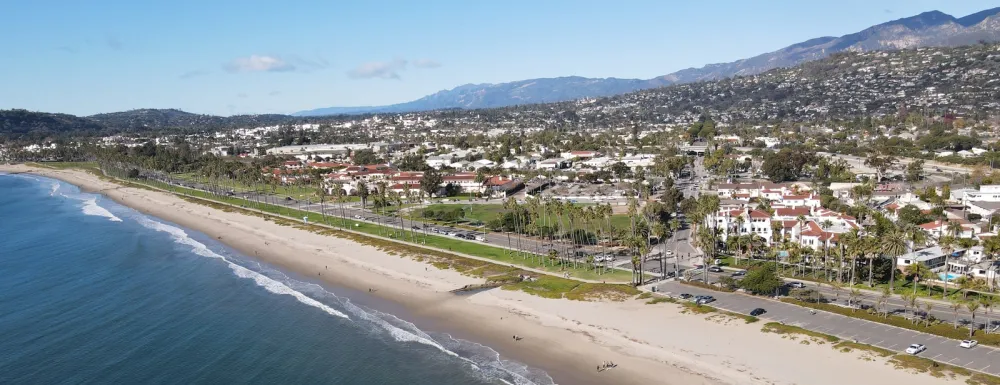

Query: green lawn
<box><xmin>136</xmin><ymin>177</ymin><xmax>632</xmax><ymax>283</ymax></box>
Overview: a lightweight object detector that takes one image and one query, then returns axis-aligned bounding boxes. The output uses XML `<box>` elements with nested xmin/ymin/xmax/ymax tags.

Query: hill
<box><xmin>0</xmin><ymin>109</ymin><xmax>106</xmax><ymax>136</ymax></box>
<box><xmin>87</xmin><ymin>109</ymin><xmax>296</xmax><ymax>131</ymax></box>
<box><xmin>294</xmin><ymin>76</ymin><xmax>669</xmax><ymax>116</ymax></box>
<box><xmin>296</xmin><ymin>7</ymin><xmax>1000</xmax><ymax>116</ymax></box>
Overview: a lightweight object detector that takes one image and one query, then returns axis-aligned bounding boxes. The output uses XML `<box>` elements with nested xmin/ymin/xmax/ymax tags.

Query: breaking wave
<box><xmin>134</xmin><ymin>216</ymin><xmax>349</xmax><ymax>319</ymax></box>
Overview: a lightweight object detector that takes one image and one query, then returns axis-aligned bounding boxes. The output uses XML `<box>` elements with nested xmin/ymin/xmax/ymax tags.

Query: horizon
<box><xmin>1</xmin><ymin>0</ymin><xmax>998</xmax><ymax>117</ymax></box>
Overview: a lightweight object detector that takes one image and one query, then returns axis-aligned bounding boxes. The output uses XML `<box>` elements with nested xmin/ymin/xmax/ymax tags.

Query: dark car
<box><xmin>749</xmin><ymin>308</ymin><xmax>766</xmax><ymax>316</ymax></box>
<box><xmin>678</xmin><ymin>293</ymin><xmax>693</xmax><ymax>300</ymax></box>
<box><xmin>731</xmin><ymin>270</ymin><xmax>746</xmax><ymax>277</ymax></box>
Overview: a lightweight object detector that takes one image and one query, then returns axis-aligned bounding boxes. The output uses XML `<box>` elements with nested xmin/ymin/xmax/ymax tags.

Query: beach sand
<box><xmin>3</xmin><ymin>164</ymin><xmax>961</xmax><ymax>385</ymax></box>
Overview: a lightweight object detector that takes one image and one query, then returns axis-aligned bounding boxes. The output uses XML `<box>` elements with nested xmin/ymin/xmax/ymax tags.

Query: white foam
<box><xmin>342</xmin><ymin>300</ymin><xmax>545</xmax><ymax>385</ymax></box>
<box><xmin>81</xmin><ymin>197</ymin><xmax>123</xmax><ymax>222</ymax></box>
<box><xmin>49</xmin><ymin>182</ymin><xmax>59</xmax><ymax>196</ymax></box>
<box><xmin>135</xmin><ymin>217</ymin><xmax>348</xmax><ymax>319</ymax></box>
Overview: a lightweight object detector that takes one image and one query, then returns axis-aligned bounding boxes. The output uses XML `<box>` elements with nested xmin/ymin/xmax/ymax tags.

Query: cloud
<box><xmin>224</xmin><ymin>55</ymin><xmax>295</xmax><ymax>73</ymax></box>
<box><xmin>55</xmin><ymin>46</ymin><xmax>77</xmax><ymax>54</ymax></box>
<box><xmin>106</xmin><ymin>35</ymin><xmax>123</xmax><ymax>50</ymax></box>
<box><xmin>348</xmin><ymin>58</ymin><xmax>408</xmax><ymax>79</ymax></box>
<box><xmin>179</xmin><ymin>70</ymin><xmax>210</xmax><ymax>79</ymax></box>
<box><xmin>884</xmin><ymin>9</ymin><xmax>892</xmax><ymax>13</ymax></box>
<box><xmin>268</xmin><ymin>91</ymin><xmax>281</xmax><ymax>96</ymax></box>
<box><xmin>412</xmin><ymin>59</ymin><xmax>442</xmax><ymax>69</ymax></box>
<box><xmin>237</xmin><ymin>92</ymin><xmax>248</xmax><ymax>98</ymax></box>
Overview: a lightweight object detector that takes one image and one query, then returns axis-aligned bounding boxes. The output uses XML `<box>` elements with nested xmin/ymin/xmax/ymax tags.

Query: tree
<box><xmin>352</xmin><ymin>149</ymin><xmax>382</xmax><ymax>165</ymax></box>
<box><xmin>420</xmin><ymin>168</ymin><xmax>443</xmax><ymax>197</ymax></box>
<box><xmin>881</xmin><ymin>228</ymin><xmax>908</xmax><ymax>293</ymax></box>
<box><xmin>357</xmin><ymin>181</ymin><xmax>370</xmax><ymax>209</ymax></box>
<box><xmin>905</xmin><ymin>159</ymin><xmax>925</xmax><ymax>182</ymax></box>
<box><xmin>966</xmin><ymin>301</ymin><xmax>981</xmax><ymax>338</ymax></box>
<box><xmin>864</xmin><ymin>151</ymin><xmax>898</xmax><ymax>183</ymax></box>
<box><xmin>739</xmin><ymin>264</ymin><xmax>782</xmax><ymax>295</ymax></box>
<box><xmin>905</xmin><ymin>263</ymin><xmax>932</xmax><ymax>297</ymax></box>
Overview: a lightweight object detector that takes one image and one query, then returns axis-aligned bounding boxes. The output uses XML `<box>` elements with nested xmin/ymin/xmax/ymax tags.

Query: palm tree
<box><xmin>923</xmin><ymin>302</ymin><xmax>934</xmax><ymax>327</ymax></box>
<box><xmin>905</xmin><ymin>263</ymin><xmax>932</xmax><ymax>297</ymax></box>
<box><xmin>966</xmin><ymin>301</ymin><xmax>981</xmax><ymax>338</ymax></box>
<box><xmin>951</xmin><ymin>300</ymin><xmax>963</xmax><ymax>329</ymax></box>
<box><xmin>357</xmin><ymin>181</ymin><xmax>370</xmax><ymax>209</ymax></box>
<box><xmin>881</xmin><ymin>228</ymin><xmax>908</xmax><ymax>294</ymax></box>
<box><xmin>981</xmin><ymin>296</ymin><xmax>995</xmax><ymax>334</ymax></box>
<box><xmin>848</xmin><ymin>289</ymin><xmax>862</xmax><ymax>312</ymax></box>
<box><xmin>941</xmin><ymin>236</ymin><xmax>955</xmax><ymax>299</ymax></box>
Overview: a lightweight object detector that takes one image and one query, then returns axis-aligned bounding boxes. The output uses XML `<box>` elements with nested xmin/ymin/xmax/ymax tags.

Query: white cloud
<box><xmin>348</xmin><ymin>58</ymin><xmax>408</xmax><ymax>79</ymax></box>
<box><xmin>224</xmin><ymin>55</ymin><xmax>295</xmax><ymax>73</ymax></box>
<box><xmin>412</xmin><ymin>59</ymin><xmax>442</xmax><ymax>69</ymax></box>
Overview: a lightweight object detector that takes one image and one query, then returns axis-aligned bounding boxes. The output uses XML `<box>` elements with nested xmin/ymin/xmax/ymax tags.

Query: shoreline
<box><xmin>2</xmin><ymin>164</ymin><xmax>967</xmax><ymax>385</ymax></box>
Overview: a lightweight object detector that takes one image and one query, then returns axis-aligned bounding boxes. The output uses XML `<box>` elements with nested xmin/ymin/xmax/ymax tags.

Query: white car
<box><xmin>905</xmin><ymin>344</ymin><xmax>926</xmax><ymax>354</ymax></box>
<box><xmin>960</xmin><ymin>340</ymin><xmax>978</xmax><ymax>349</ymax></box>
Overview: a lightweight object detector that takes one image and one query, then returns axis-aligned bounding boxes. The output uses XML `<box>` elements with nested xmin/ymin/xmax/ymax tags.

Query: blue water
<box><xmin>940</xmin><ymin>273</ymin><xmax>961</xmax><ymax>281</ymax></box>
<box><xmin>0</xmin><ymin>174</ymin><xmax>552</xmax><ymax>385</ymax></box>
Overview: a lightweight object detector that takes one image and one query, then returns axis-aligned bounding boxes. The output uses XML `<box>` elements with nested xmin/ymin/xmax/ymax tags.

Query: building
<box><xmin>896</xmin><ymin>246</ymin><xmax>963</xmax><ymax>270</ymax></box>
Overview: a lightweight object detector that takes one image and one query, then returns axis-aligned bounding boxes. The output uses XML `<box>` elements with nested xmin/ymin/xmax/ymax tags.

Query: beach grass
<box><xmin>761</xmin><ymin>322</ymin><xmax>839</xmax><ymax>343</ymax></box>
<box><xmin>889</xmin><ymin>355</ymin><xmax>970</xmax><ymax>379</ymax></box>
<box><xmin>833</xmin><ymin>341</ymin><xmax>894</xmax><ymax>357</ymax></box>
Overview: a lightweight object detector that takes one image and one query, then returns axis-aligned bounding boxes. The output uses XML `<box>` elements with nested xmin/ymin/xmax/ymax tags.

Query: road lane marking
<box><xmin>964</xmin><ymin>361</ymin><xmax>975</xmax><ymax>368</ymax></box>
<box><xmin>932</xmin><ymin>354</ymin><xmax>943</xmax><ymax>359</ymax></box>
<box><xmin>980</xmin><ymin>364</ymin><xmax>990</xmax><ymax>371</ymax></box>
<box><xmin>949</xmin><ymin>357</ymin><xmax>959</xmax><ymax>363</ymax></box>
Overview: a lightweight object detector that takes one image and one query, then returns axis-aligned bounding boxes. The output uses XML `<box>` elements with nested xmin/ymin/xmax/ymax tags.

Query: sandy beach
<box><xmin>2</xmin><ymin>164</ymin><xmax>962</xmax><ymax>385</ymax></box>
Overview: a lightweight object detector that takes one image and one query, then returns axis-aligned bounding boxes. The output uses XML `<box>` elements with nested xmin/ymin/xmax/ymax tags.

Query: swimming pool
<box><xmin>939</xmin><ymin>273</ymin><xmax>961</xmax><ymax>281</ymax></box>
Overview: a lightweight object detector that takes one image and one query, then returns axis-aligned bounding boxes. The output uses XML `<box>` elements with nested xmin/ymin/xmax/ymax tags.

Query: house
<box><xmin>967</xmin><ymin>201</ymin><xmax>1000</xmax><ymax>218</ymax></box>
<box><xmin>425</xmin><ymin>155</ymin><xmax>451</xmax><ymax>169</ymax></box>
<box><xmin>471</xmin><ymin>159</ymin><xmax>496</xmax><ymax>170</ymax></box>
<box><xmin>484</xmin><ymin>176</ymin><xmax>524</xmax><ymax>198</ymax></box>
<box><xmin>896</xmin><ymin>246</ymin><xmax>964</xmax><ymax>270</ymax></box>
<box><xmin>709</xmin><ymin>208</ymin><xmax>776</xmax><ymax>245</ymax></box>
<box><xmin>537</xmin><ymin>158</ymin><xmax>570</xmax><ymax>170</ymax></box>
<box><xmin>443</xmin><ymin>173</ymin><xmax>483</xmax><ymax>194</ymax></box>
<box><xmin>562</xmin><ymin>150</ymin><xmax>601</xmax><ymax>160</ymax></box>
<box><xmin>919</xmin><ymin>219</ymin><xmax>980</xmax><ymax>239</ymax></box>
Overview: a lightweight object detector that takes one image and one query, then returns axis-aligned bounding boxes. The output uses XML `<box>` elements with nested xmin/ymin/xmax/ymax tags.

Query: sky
<box><xmin>1</xmin><ymin>0</ymin><xmax>998</xmax><ymax>116</ymax></box>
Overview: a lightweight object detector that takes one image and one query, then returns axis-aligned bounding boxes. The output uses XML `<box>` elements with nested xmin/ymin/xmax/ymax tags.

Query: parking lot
<box><xmin>657</xmin><ymin>281</ymin><xmax>1000</xmax><ymax>376</ymax></box>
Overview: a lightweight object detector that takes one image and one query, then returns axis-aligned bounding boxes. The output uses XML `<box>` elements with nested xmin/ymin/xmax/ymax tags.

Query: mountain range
<box><xmin>295</xmin><ymin>7</ymin><xmax>1000</xmax><ymax>116</ymax></box>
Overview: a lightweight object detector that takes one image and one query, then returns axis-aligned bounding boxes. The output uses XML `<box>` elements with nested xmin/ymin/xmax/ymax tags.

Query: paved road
<box><xmin>655</xmin><ymin>281</ymin><xmax>1000</xmax><ymax>377</ymax></box>
<box><xmin>691</xmin><ymin>268</ymin><xmax>997</xmax><ymax>328</ymax></box>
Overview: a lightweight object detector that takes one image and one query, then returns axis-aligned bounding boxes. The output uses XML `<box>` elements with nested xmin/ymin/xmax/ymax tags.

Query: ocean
<box><xmin>0</xmin><ymin>174</ymin><xmax>553</xmax><ymax>385</ymax></box>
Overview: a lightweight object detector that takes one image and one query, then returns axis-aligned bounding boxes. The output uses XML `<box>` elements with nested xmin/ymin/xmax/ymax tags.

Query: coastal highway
<box><xmin>690</xmin><ymin>268</ymin><xmax>994</xmax><ymax>327</ymax></box>
<box><xmin>655</xmin><ymin>280</ymin><xmax>1000</xmax><ymax>377</ymax></box>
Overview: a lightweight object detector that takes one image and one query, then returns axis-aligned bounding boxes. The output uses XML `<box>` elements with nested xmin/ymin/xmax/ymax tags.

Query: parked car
<box><xmin>474</xmin><ymin>235</ymin><xmax>487</xmax><ymax>242</ymax></box>
<box><xmin>788</xmin><ymin>282</ymin><xmax>806</xmax><ymax>289</ymax></box>
<box><xmin>731</xmin><ymin>270</ymin><xmax>746</xmax><ymax>277</ymax></box>
<box><xmin>708</xmin><ymin>266</ymin><xmax>723</xmax><ymax>273</ymax></box>
<box><xmin>749</xmin><ymin>308</ymin><xmax>766</xmax><ymax>316</ymax></box>
<box><xmin>354</xmin><ymin>215</ymin><xmax>363</xmax><ymax>219</ymax></box>
<box><xmin>960</xmin><ymin>340</ymin><xmax>978</xmax><ymax>349</ymax></box>
<box><xmin>678</xmin><ymin>293</ymin><xmax>693</xmax><ymax>300</ymax></box>
<box><xmin>905</xmin><ymin>344</ymin><xmax>926</xmax><ymax>354</ymax></box>
<box><xmin>696</xmin><ymin>297</ymin><xmax>715</xmax><ymax>305</ymax></box>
